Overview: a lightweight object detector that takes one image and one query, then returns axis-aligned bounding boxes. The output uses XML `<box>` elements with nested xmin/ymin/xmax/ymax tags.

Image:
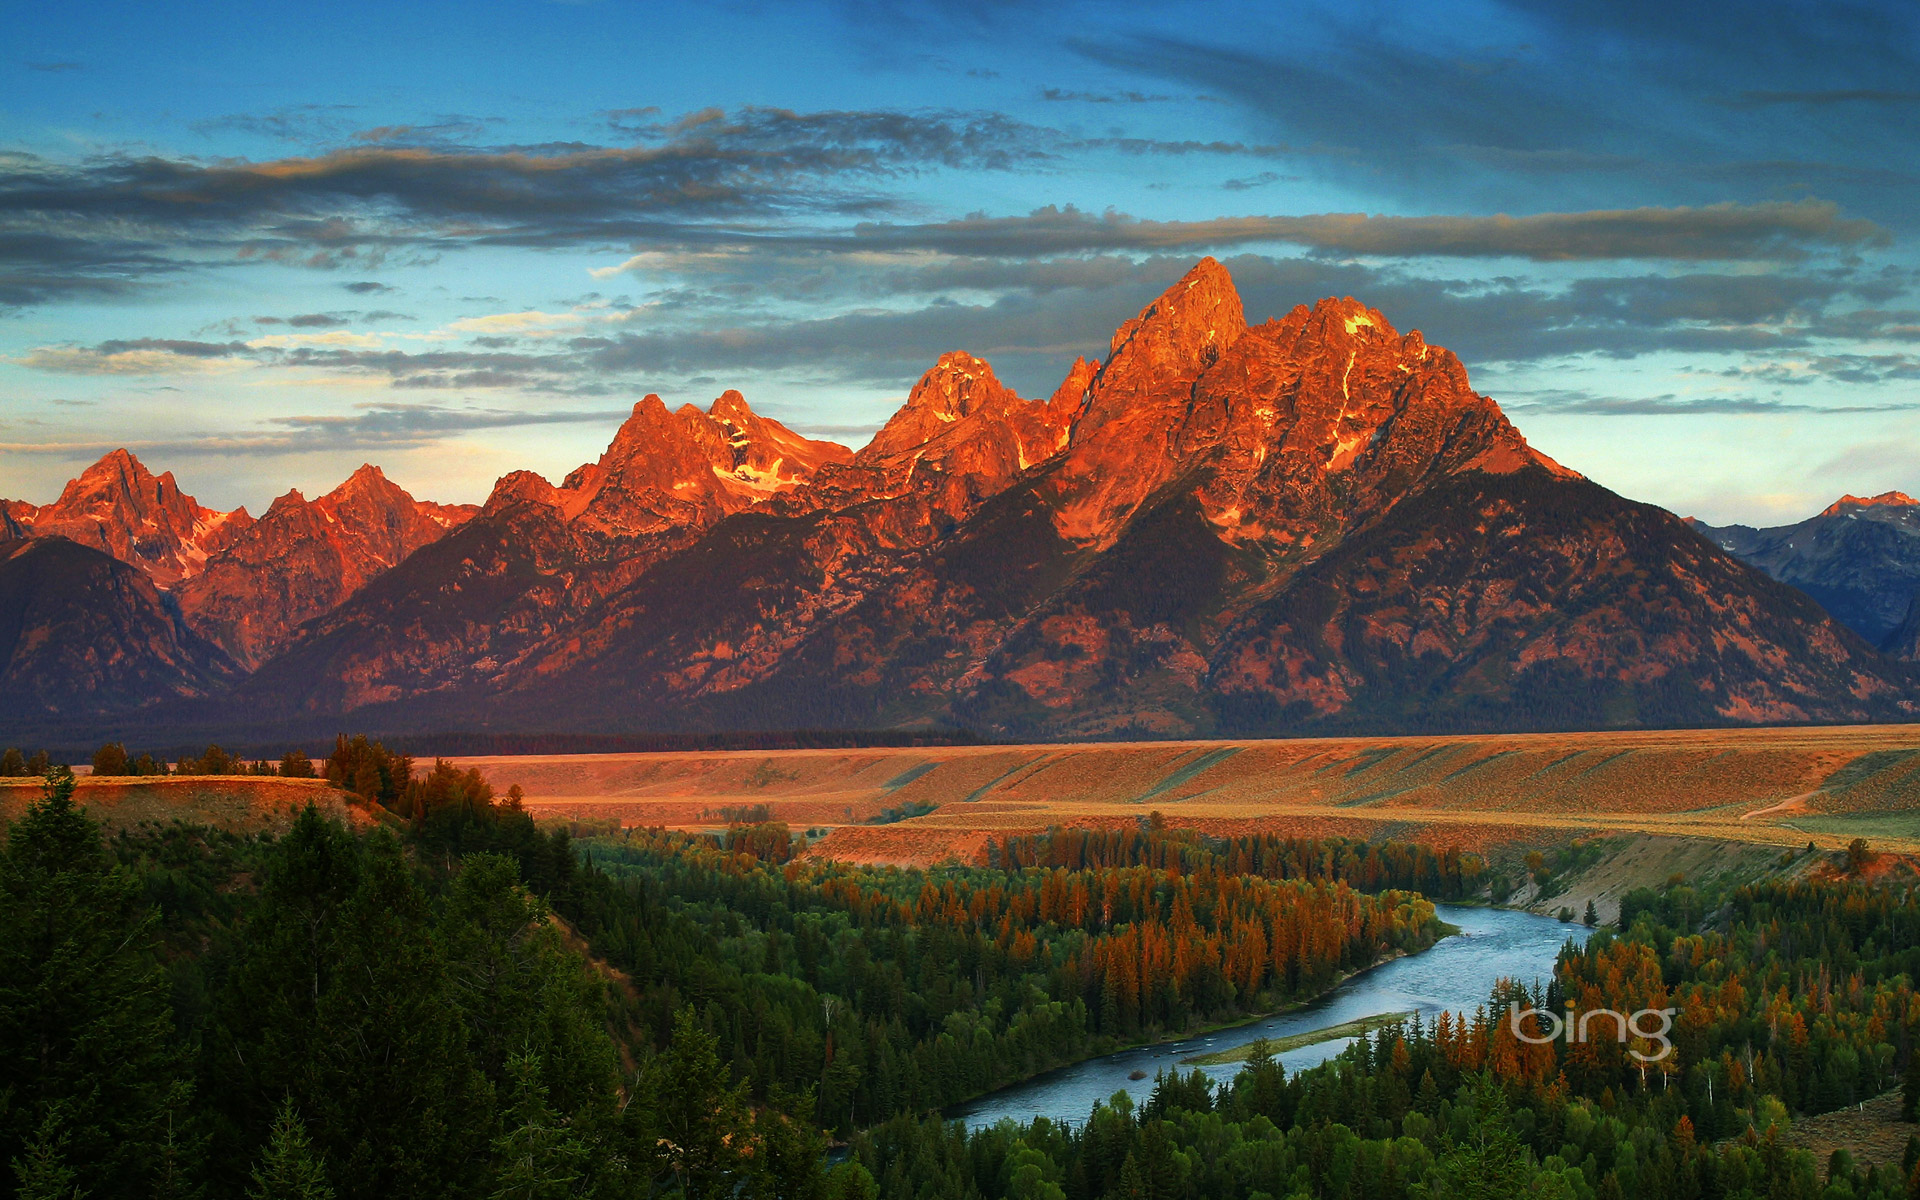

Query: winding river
<box><xmin>951</xmin><ymin>904</ymin><xmax>1591</xmax><ymax>1130</ymax></box>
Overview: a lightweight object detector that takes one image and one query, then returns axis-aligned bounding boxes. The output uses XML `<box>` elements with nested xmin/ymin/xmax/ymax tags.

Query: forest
<box><xmin>1</xmin><ymin>748</ymin><xmax>1916</xmax><ymax>1199</ymax></box>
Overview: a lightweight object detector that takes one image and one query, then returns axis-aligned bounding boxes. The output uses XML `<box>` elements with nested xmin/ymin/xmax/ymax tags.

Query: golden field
<box><xmin>450</xmin><ymin>723</ymin><xmax>1920</xmax><ymax>866</ymax></box>
<box><xmin>0</xmin><ymin>775</ymin><xmax>370</xmax><ymax>834</ymax></box>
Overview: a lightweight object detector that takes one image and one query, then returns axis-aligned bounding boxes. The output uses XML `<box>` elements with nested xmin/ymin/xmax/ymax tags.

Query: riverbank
<box><xmin>1180</xmin><ymin>1010</ymin><xmax>1417</xmax><ymax>1066</ymax></box>
<box><xmin>948</xmin><ymin>903</ymin><xmax>1587</xmax><ymax>1130</ymax></box>
<box><xmin>1067</xmin><ymin>930</ymin><xmax>1441</xmax><ymax>1071</ymax></box>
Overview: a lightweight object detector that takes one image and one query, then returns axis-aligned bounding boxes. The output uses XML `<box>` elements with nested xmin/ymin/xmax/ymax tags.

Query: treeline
<box><xmin>988</xmin><ymin>823</ymin><xmax>1486</xmax><ymax>900</ymax></box>
<box><xmin>0</xmin><ymin>747</ymin><xmax>58</xmax><ymax>776</ymax></box>
<box><xmin>0</xmin><ymin>770</ymin><xmax>867</xmax><ymax>1200</ymax></box>
<box><xmin>846</xmin><ymin>875</ymin><xmax>1920</xmax><ymax>1200</ymax></box>
<box><xmin>566</xmin><ymin>827</ymin><xmax>1443</xmax><ymax>1135</ymax></box>
<box><xmin>379</xmin><ymin>728</ymin><xmax>988</xmax><ymax>757</ymax></box>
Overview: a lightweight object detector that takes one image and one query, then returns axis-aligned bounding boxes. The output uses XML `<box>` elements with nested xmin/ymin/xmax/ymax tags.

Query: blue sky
<box><xmin>2</xmin><ymin>0</ymin><xmax>1916</xmax><ymax>522</ymax></box>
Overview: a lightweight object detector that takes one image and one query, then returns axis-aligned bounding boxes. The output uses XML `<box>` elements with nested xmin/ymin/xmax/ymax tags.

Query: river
<box><xmin>950</xmin><ymin>903</ymin><xmax>1591</xmax><ymax>1130</ymax></box>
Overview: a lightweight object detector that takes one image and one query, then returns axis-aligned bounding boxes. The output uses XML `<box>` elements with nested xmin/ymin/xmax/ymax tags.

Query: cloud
<box><xmin>1221</xmin><ymin>172</ymin><xmax>1287</xmax><ymax>191</ymax></box>
<box><xmin>1074</xmin><ymin>0</ymin><xmax>1920</xmax><ymax>228</ymax></box>
<box><xmin>261</xmin><ymin>402</ymin><xmax>629</xmax><ymax>448</ymax></box>
<box><xmin>0</xmin><ymin>402</ymin><xmax>630</xmax><ymax>458</ymax></box>
<box><xmin>0</xmin><ymin>106</ymin><xmax>1062</xmax><ymax>308</ymax></box>
<box><xmin>1729</xmin><ymin>353</ymin><xmax>1920</xmax><ymax>386</ymax></box>
<box><xmin>824</xmin><ymin>201</ymin><xmax>1888</xmax><ymax>262</ymax></box>
<box><xmin>1039</xmin><ymin>87</ymin><xmax>1173</xmax><ymax>103</ymax></box>
<box><xmin>342</xmin><ymin>280</ymin><xmax>394</xmax><ymax>294</ymax></box>
<box><xmin>246</xmin><ymin>331</ymin><xmax>387</xmax><ymax>350</ymax></box>
<box><xmin>25</xmin><ymin>61</ymin><xmax>81</xmax><ymax>73</ymax></box>
<box><xmin>1503</xmin><ymin>388</ymin><xmax>1920</xmax><ymax>416</ymax></box>
<box><xmin>587</xmin><ymin>203</ymin><xmax>1885</xmax><ymax>273</ymax></box>
<box><xmin>13</xmin><ymin>339</ymin><xmax>249</xmax><ymax>375</ymax></box>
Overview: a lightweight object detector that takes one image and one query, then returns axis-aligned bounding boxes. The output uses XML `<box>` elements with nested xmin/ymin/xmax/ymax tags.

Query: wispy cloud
<box><xmin>0</xmin><ymin>402</ymin><xmax>629</xmax><ymax>457</ymax></box>
<box><xmin>1503</xmin><ymin>388</ymin><xmax>1920</xmax><ymax>415</ymax></box>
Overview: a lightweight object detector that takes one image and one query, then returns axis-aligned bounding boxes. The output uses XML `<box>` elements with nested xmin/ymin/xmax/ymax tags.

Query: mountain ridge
<box><xmin>7</xmin><ymin>258</ymin><xmax>1915</xmax><ymax>738</ymax></box>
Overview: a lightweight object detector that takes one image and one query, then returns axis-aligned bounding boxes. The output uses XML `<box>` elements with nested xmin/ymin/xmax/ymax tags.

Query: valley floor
<box><xmin>450</xmin><ymin>722</ymin><xmax>1920</xmax><ymax>866</ymax></box>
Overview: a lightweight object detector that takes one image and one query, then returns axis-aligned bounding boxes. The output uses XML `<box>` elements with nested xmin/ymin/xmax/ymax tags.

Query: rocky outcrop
<box><xmin>776</xmin><ymin>351</ymin><xmax>1076</xmax><ymax>542</ymax></box>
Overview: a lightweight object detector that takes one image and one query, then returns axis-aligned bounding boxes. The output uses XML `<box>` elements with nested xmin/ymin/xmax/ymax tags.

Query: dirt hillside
<box><xmin>0</xmin><ymin>775</ymin><xmax>371</xmax><ymax>834</ymax></box>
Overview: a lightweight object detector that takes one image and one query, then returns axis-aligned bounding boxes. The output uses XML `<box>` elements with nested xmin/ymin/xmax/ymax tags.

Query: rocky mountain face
<box><xmin>234</xmin><ymin>392</ymin><xmax>851</xmax><ymax>714</ymax></box>
<box><xmin>477</xmin><ymin>260</ymin><xmax>1903</xmax><ymax>738</ymax></box>
<box><xmin>0</xmin><ymin>536</ymin><xmax>236</xmax><ymax>720</ymax></box>
<box><xmin>7</xmin><ymin>449</ymin><xmax>254</xmax><ymax>587</ymax></box>
<box><xmin>11</xmin><ymin>258</ymin><xmax>1916</xmax><ymax>735</ymax></box>
<box><xmin>174</xmin><ymin>465</ymin><xmax>479</xmax><ymax>668</ymax></box>
<box><xmin>1689</xmin><ymin>492</ymin><xmax>1920</xmax><ymax>651</ymax></box>
<box><xmin>219</xmin><ymin>258</ymin><xmax>1914</xmax><ymax>738</ymax></box>
<box><xmin>0</xmin><ymin>453</ymin><xmax>478</xmax><ymax>710</ymax></box>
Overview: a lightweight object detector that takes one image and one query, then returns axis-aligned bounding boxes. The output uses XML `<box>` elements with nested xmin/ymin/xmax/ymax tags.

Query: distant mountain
<box><xmin>232</xmin><ymin>391</ymin><xmax>850</xmax><ymax>715</ymax></box>
<box><xmin>9</xmin><ymin>259</ymin><xmax>1914</xmax><ymax>738</ymax></box>
<box><xmin>0</xmin><ymin>537</ymin><xmax>236</xmax><ymax>720</ymax></box>
<box><xmin>1689</xmin><ymin>492</ymin><xmax>1920</xmax><ymax>650</ymax></box>
<box><xmin>0</xmin><ymin>453</ymin><xmax>478</xmax><ymax>711</ymax></box>
<box><xmin>6</xmin><ymin>449</ymin><xmax>253</xmax><ymax>587</ymax></box>
<box><xmin>174</xmin><ymin>464</ymin><xmax>478</xmax><ymax>668</ymax></box>
<box><xmin>219</xmin><ymin>258</ymin><xmax>1914</xmax><ymax>738</ymax></box>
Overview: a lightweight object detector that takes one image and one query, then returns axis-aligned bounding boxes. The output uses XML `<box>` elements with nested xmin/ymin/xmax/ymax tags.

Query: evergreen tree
<box><xmin>1431</xmin><ymin>1074</ymin><xmax>1547</xmax><ymax>1200</ymax></box>
<box><xmin>1904</xmin><ymin>1033</ymin><xmax>1920</xmax><ymax>1120</ymax></box>
<box><xmin>91</xmin><ymin>743</ymin><xmax>129</xmax><ymax>776</ymax></box>
<box><xmin>246</xmin><ymin>1100</ymin><xmax>332</xmax><ymax>1200</ymax></box>
<box><xmin>754</xmin><ymin>1087</ymin><xmax>827</xmax><ymax>1200</ymax></box>
<box><xmin>488</xmin><ymin>1051</ymin><xmax>590</xmax><ymax>1200</ymax></box>
<box><xmin>0</xmin><ymin>770</ymin><xmax>192</xmax><ymax>1199</ymax></box>
<box><xmin>0</xmin><ymin>748</ymin><xmax>24</xmax><ymax>777</ymax></box>
<box><xmin>207</xmin><ymin>812</ymin><xmax>491</xmax><ymax>1200</ymax></box>
<box><xmin>11</xmin><ymin>1107</ymin><xmax>81</xmax><ymax>1200</ymax></box>
<box><xmin>639</xmin><ymin>1008</ymin><xmax>756</xmax><ymax>1200</ymax></box>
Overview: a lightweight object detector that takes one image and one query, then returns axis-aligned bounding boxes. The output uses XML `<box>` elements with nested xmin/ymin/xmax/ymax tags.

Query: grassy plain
<box><xmin>446</xmin><ymin>723</ymin><xmax>1920</xmax><ymax>865</ymax></box>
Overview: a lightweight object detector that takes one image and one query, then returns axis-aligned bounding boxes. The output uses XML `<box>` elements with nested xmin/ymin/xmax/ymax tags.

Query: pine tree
<box><xmin>0</xmin><ymin>769</ymin><xmax>191</xmax><ymax>1198</ymax></box>
<box><xmin>91</xmin><ymin>743</ymin><xmax>129</xmax><ymax>776</ymax></box>
<box><xmin>11</xmin><ymin>1107</ymin><xmax>82</xmax><ymax>1200</ymax></box>
<box><xmin>1583</xmin><ymin>900</ymin><xmax>1599</xmax><ymax>927</ymax></box>
<box><xmin>247</xmin><ymin>1100</ymin><xmax>333</xmax><ymax>1200</ymax></box>
<box><xmin>754</xmin><ymin>1086</ymin><xmax>826</xmax><ymax>1200</ymax></box>
<box><xmin>1904</xmin><ymin>1032</ymin><xmax>1920</xmax><ymax>1120</ymax></box>
<box><xmin>1431</xmin><ymin>1073</ymin><xmax>1537</xmax><ymax>1200</ymax></box>
<box><xmin>488</xmin><ymin>1051</ymin><xmax>589</xmax><ymax>1200</ymax></box>
<box><xmin>639</xmin><ymin>1007</ymin><xmax>756</xmax><ymax>1200</ymax></box>
<box><xmin>207</xmin><ymin>812</ymin><xmax>490</xmax><ymax>1200</ymax></box>
<box><xmin>0</xmin><ymin>747</ymin><xmax>25</xmax><ymax>776</ymax></box>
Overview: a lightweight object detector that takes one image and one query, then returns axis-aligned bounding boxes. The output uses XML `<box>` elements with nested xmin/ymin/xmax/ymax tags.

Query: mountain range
<box><xmin>4</xmin><ymin>258</ymin><xmax>1915</xmax><ymax>741</ymax></box>
<box><xmin>1689</xmin><ymin>494</ymin><xmax>1920</xmax><ymax>659</ymax></box>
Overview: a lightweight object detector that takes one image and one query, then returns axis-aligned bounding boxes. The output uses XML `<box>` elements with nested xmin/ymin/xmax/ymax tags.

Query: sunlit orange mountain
<box><xmin>4</xmin><ymin>259</ymin><xmax>1914</xmax><ymax>735</ymax></box>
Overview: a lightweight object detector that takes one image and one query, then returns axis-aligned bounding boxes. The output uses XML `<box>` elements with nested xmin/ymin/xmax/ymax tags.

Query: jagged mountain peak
<box><xmin>26</xmin><ymin>447</ymin><xmax>250</xmax><ymax>587</ymax></box>
<box><xmin>1100</xmin><ymin>255</ymin><xmax>1247</xmax><ymax>382</ymax></box>
<box><xmin>1050</xmin><ymin>259</ymin><xmax>1564</xmax><ymax>548</ymax></box>
<box><xmin>1823</xmin><ymin>491</ymin><xmax>1919</xmax><ymax>517</ymax></box>
<box><xmin>862</xmin><ymin>352</ymin><xmax>1033</xmax><ymax>462</ymax></box>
